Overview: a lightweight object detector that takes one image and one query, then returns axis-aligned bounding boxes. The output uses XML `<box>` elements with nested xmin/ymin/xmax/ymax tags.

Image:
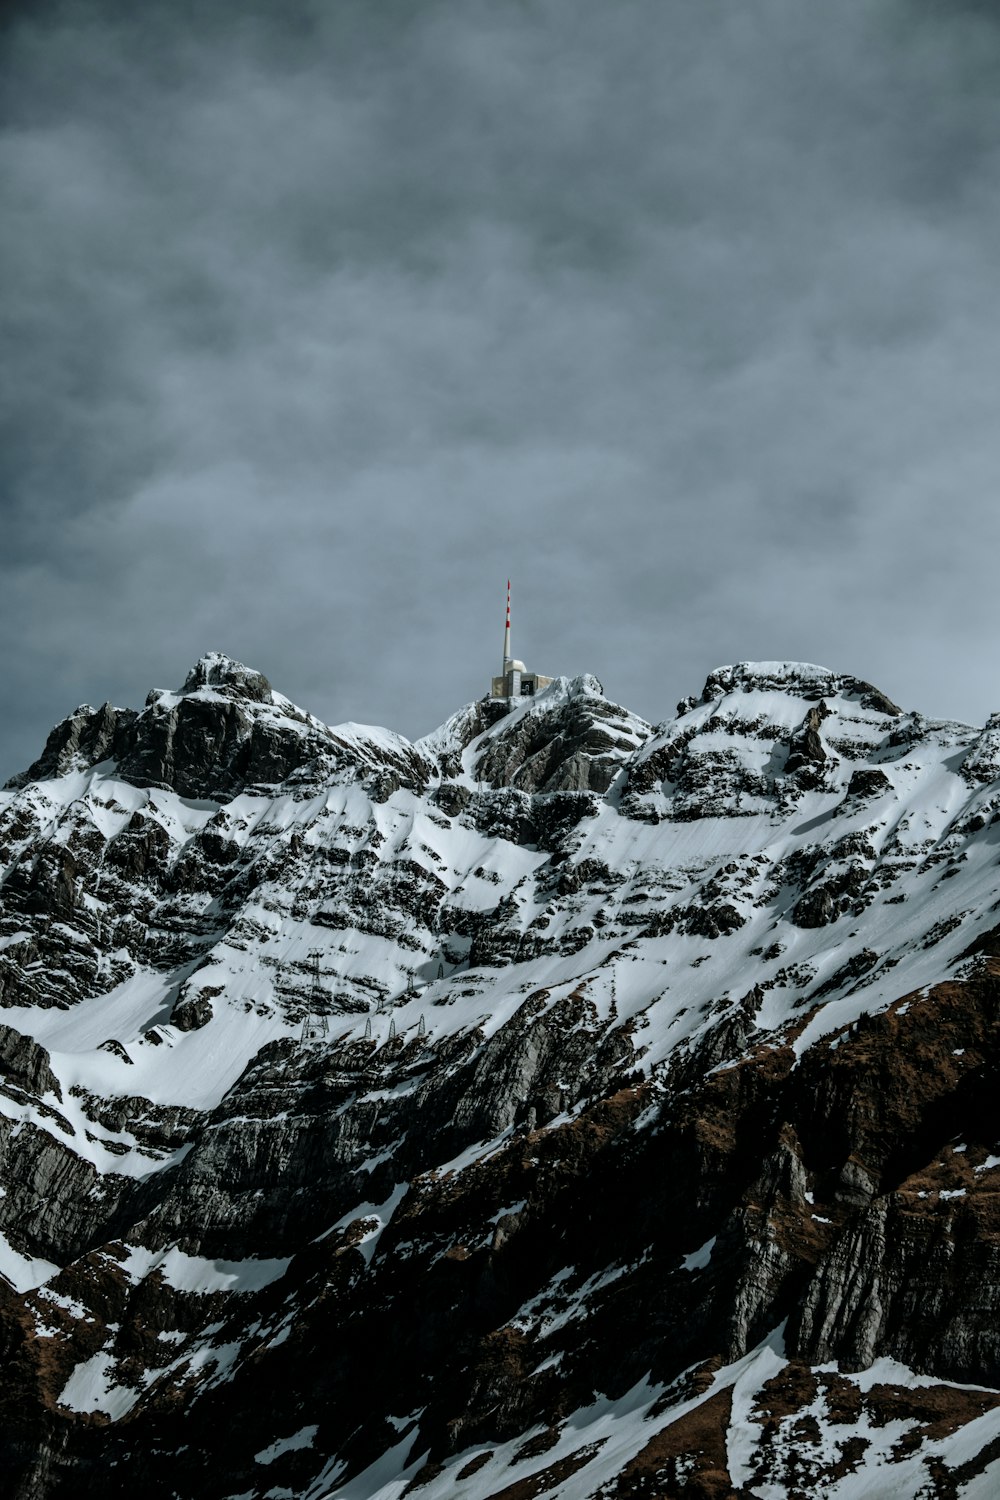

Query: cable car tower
<box><xmin>300</xmin><ymin>949</ymin><xmax>330</xmax><ymax>1046</ymax></box>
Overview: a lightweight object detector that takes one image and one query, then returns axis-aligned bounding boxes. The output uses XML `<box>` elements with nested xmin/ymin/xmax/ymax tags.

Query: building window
<box><xmin>522</xmin><ymin>679</ymin><xmax>534</xmax><ymax>695</ymax></box>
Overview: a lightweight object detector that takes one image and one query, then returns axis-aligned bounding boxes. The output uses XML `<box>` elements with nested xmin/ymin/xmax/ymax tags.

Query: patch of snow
<box><xmin>318</xmin><ymin>1184</ymin><xmax>408</xmax><ymax>1266</ymax></box>
<box><xmin>57</xmin><ymin>1349</ymin><xmax>142</xmax><ymax>1420</ymax></box>
<box><xmin>0</xmin><ymin>1230</ymin><xmax>59</xmax><ymax>1293</ymax></box>
<box><xmin>682</xmin><ymin>1236</ymin><xmax>716</xmax><ymax>1272</ymax></box>
<box><xmin>726</xmin><ymin>1326</ymin><xmax>788</xmax><ymax>1488</ymax></box>
<box><xmin>121</xmin><ymin>1245</ymin><xmax>291</xmax><ymax>1295</ymax></box>
<box><xmin>255</xmin><ymin>1426</ymin><xmax>318</xmax><ymax>1466</ymax></box>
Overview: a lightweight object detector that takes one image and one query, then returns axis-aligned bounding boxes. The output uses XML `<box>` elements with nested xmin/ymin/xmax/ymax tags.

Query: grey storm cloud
<box><xmin>3</xmin><ymin>0</ymin><xmax>1000</xmax><ymax>778</ymax></box>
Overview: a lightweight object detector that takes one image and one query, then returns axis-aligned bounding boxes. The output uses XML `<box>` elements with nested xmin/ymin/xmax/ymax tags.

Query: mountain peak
<box><xmin>680</xmin><ymin>659</ymin><xmax>903</xmax><ymax>717</ymax></box>
<box><xmin>177</xmin><ymin>652</ymin><xmax>273</xmax><ymax>704</ymax></box>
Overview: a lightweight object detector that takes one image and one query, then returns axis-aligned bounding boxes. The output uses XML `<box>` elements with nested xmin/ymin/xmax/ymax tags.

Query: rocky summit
<box><xmin>2</xmin><ymin>652</ymin><xmax>1000</xmax><ymax>1498</ymax></box>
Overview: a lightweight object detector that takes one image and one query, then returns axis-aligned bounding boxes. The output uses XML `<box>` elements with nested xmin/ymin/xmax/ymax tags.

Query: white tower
<box><xmin>490</xmin><ymin>580</ymin><xmax>552</xmax><ymax>704</ymax></box>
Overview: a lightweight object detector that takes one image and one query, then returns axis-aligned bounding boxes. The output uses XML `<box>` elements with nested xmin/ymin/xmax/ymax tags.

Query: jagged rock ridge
<box><xmin>0</xmin><ymin>653</ymin><xmax>999</xmax><ymax>1496</ymax></box>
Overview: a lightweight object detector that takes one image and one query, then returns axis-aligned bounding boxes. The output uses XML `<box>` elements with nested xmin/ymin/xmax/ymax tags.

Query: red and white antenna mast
<box><xmin>502</xmin><ymin>579</ymin><xmax>512</xmax><ymax>675</ymax></box>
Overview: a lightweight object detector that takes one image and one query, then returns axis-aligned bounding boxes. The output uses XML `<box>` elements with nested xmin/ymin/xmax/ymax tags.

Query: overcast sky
<box><xmin>3</xmin><ymin>0</ymin><xmax>1000</xmax><ymax>778</ymax></box>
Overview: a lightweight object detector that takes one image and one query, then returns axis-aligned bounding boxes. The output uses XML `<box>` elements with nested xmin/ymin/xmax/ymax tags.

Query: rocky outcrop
<box><xmin>177</xmin><ymin>653</ymin><xmax>273</xmax><ymax>703</ymax></box>
<box><xmin>469</xmin><ymin>675</ymin><xmax>650</xmax><ymax>794</ymax></box>
<box><xmin>784</xmin><ymin>700</ymin><xmax>832</xmax><ymax>787</ymax></box>
<box><xmin>3</xmin><ymin>702</ymin><xmax>138</xmax><ymax>790</ymax></box>
<box><xmin>0</xmin><ymin>1026</ymin><xmax>62</xmax><ymax>1100</ymax></box>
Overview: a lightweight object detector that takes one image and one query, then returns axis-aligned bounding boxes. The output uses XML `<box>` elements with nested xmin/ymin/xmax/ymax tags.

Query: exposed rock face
<box><xmin>0</xmin><ymin>654</ymin><xmax>999</xmax><ymax>1497</ymax></box>
<box><xmin>0</xmin><ymin>1025</ymin><xmax>63</xmax><ymax>1100</ymax></box>
<box><xmin>4</xmin><ymin>701</ymin><xmax>139</xmax><ymax>789</ymax></box>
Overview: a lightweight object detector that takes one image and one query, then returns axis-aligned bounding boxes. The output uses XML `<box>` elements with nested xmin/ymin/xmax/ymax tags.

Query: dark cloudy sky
<box><xmin>4</xmin><ymin>0</ymin><xmax>1000</xmax><ymax>778</ymax></box>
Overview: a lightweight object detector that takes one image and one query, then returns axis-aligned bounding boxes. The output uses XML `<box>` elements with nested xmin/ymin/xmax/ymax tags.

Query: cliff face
<box><xmin>1</xmin><ymin>653</ymin><xmax>1000</xmax><ymax>1498</ymax></box>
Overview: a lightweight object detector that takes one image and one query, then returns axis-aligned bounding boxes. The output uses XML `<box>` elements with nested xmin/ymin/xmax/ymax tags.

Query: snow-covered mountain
<box><xmin>2</xmin><ymin>652</ymin><xmax>1000</xmax><ymax>1497</ymax></box>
